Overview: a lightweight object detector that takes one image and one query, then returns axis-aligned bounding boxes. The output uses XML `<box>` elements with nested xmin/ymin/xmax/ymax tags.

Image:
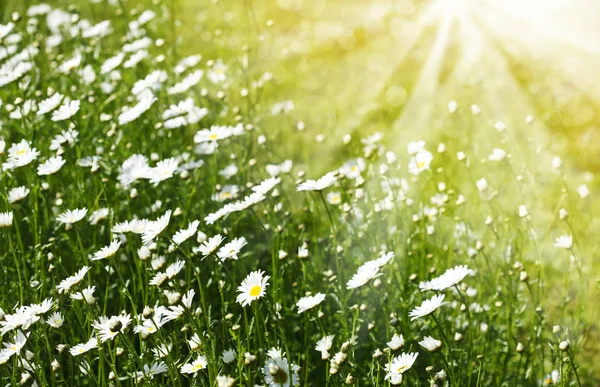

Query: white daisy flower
<box><xmin>51</xmin><ymin>99</ymin><xmax>80</xmax><ymax>121</ymax></box>
<box><xmin>37</xmin><ymin>156</ymin><xmax>66</xmax><ymax>175</ymax></box>
<box><xmin>315</xmin><ymin>335</ymin><xmax>334</xmax><ymax>359</ymax></box>
<box><xmin>57</xmin><ymin>208</ymin><xmax>88</xmax><ymax>224</ymax></box>
<box><xmin>409</xmin><ymin>294</ymin><xmax>448</xmax><ymax>321</ymax></box>
<box><xmin>180</xmin><ymin>355</ymin><xmax>207</xmax><ymax>375</ymax></box>
<box><xmin>91</xmin><ymin>240</ymin><xmax>122</xmax><ymax>261</ymax></box>
<box><xmin>8</xmin><ymin>186</ymin><xmax>29</xmax><ymax>204</ymax></box>
<box><xmin>419</xmin><ymin>336</ymin><xmax>442</xmax><ymax>351</ymax></box>
<box><xmin>296</xmin><ymin>293</ymin><xmax>326</xmax><ymax>314</ymax></box>
<box><xmin>92</xmin><ymin>313</ymin><xmax>132</xmax><ymax>342</ymax></box>
<box><xmin>297</xmin><ymin>172</ymin><xmax>337</xmax><ymax>192</ymax></box>
<box><xmin>216</xmin><ymin>237</ymin><xmax>247</xmax><ymax>261</ymax></box>
<box><xmin>554</xmin><ymin>235</ymin><xmax>572</xmax><ymax>249</ymax></box>
<box><xmin>172</xmin><ymin>220</ymin><xmax>200</xmax><ymax>245</ymax></box>
<box><xmin>236</xmin><ymin>270</ymin><xmax>270</xmax><ymax>307</ymax></box>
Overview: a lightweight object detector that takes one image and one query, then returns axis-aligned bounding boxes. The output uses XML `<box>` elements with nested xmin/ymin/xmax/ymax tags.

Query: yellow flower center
<box><xmin>397</xmin><ymin>365</ymin><xmax>408</xmax><ymax>373</ymax></box>
<box><xmin>17</xmin><ymin>149</ymin><xmax>26</xmax><ymax>155</ymax></box>
<box><xmin>249</xmin><ymin>285</ymin><xmax>262</xmax><ymax>297</ymax></box>
<box><xmin>209</xmin><ymin>134</ymin><xmax>219</xmax><ymax>139</ymax></box>
<box><xmin>193</xmin><ymin>362</ymin><xmax>204</xmax><ymax>371</ymax></box>
<box><xmin>417</xmin><ymin>161</ymin><xmax>425</xmax><ymax>168</ymax></box>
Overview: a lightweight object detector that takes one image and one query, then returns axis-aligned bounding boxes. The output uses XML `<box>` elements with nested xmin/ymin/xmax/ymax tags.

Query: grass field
<box><xmin>0</xmin><ymin>0</ymin><xmax>599</xmax><ymax>385</ymax></box>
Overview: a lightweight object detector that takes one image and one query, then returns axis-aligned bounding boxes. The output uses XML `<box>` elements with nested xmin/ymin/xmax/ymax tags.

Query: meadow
<box><xmin>0</xmin><ymin>0</ymin><xmax>598</xmax><ymax>386</ymax></box>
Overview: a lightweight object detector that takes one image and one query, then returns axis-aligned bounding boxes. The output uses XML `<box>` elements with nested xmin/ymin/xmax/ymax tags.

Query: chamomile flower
<box><xmin>346</xmin><ymin>262</ymin><xmax>381</xmax><ymax>289</ymax></box>
<box><xmin>69</xmin><ymin>337</ymin><xmax>98</xmax><ymax>356</ymax></box>
<box><xmin>92</xmin><ymin>314</ymin><xmax>132</xmax><ymax>342</ymax></box>
<box><xmin>46</xmin><ymin>312</ymin><xmax>64</xmax><ymax>328</ymax></box>
<box><xmin>37</xmin><ymin>93</ymin><xmax>63</xmax><ymax>115</ymax></box>
<box><xmin>57</xmin><ymin>208</ymin><xmax>88</xmax><ymax>224</ymax></box>
<box><xmin>409</xmin><ymin>294</ymin><xmax>448</xmax><ymax>321</ymax></box>
<box><xmin>91</xmin><ymin>240</ymin><xmax>122</xmax><ymax>261</ymax></box>
<box><xmin>419</xmin><ymin>336</ymin><xmax>442</xmax><ymax>352</ymax></box>
<box><xmin>216</xmin><ymin>237</ymin><xmax>247</xmax><ymax>261</ymax></box>
<box><xmin>37</xmin><ymin>156</ymin><xmax>66</xmax><ymax>175</ymax></box>
<box><xmin>408</xmin><ymin>149</ymin><xmax>433</xmax><ymax>175</ymax></box>
<box><xmin>236</xmin><ymin>270</ymin><xmax>270</xmax><ymax>306</ymax></box>
<box><xmin>297</xmin><ymin>172</ymin><xmax>337</xmax><ymax>191</ymax></box>
<box><xmin>554</xmin><ymin>235</ymin><xmax>572</xmax><ymax>249</ymax></box>
<box><xmin>385</xmin><ymin>352</ymin><xmax>418</xmax><ymax>385</ymax></box>
<box><xmin>135</xmin><ymin>362</ymin><xmax>168</xmax><ymax>381</ymax></box>
<box><xmin>387</xmin><ymin>334</ymin><xmax>405</xmax><ymax>350</ymax></box>
<box><xmin>262</xmin><ymin>348</ymin><xmax>300</xmax><ymax>387</ymax></box>
<box><xmin>8</xmin><ymin>186</ymin><xmax>29</xmax><ymax>204</ymax></box>
<box><xmin>51</xmin><ymin>99</ymin><xmax>80</xmax><ymax>121</ymax></box>
<box><xmin>56</xmin><ymin>266</ymin><xmax>90</xmax><ymax>294</ymax></box>
<box><xmin>3</xmin><ymin>139</ymin><xmax>40</xmax><ymax>170</ymax></box>
<box><xmin>315</xmin><ymin>335</ymin><xmax>334</xmax><ymax>359</ymax></box>
<box><xmin>181</xmin><ymin>355</ymin><xmax>207</xmax><ymax>375</ymax></box>
<box><xmin>296</xmin><ymin>293</ymin><xmax>326</xmax><ymax>314</ymax></box>
<box><xmin>0</xmin><ymin>212</ymin><xmax>13</xmax><ymax>228</ymax></box>
<box><xmin>141</xmin><ymin>210</ymin><xmax>172</xmax><ymax>245</ymax></box>
<box><xmin>172</xmin><ymin>220</ymin><xmax>199</xmax><ymax>245</ymax></box>
<box><xmin>419</xmin><ymin>265</ymin><xmax>472</xmax><ymax>291</ymax></box>
<box><xmin>197</xmin><ymin>234</ymin><xmax>225</xmax><ymax>257</ymax></box>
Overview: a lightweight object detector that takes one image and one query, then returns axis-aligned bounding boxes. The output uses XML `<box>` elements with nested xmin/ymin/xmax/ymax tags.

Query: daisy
<box><xmin>197</xmin><ymin>234</ymin><xmax>225</xmax><ymax>257</ymax></box>
<box><xmin>208</xmin><ymin>60</ymin><xmax>227</xmax><ymax>83</ymax></box>
<box><xmin>222</xmin><ymin>349</ymin><xmax>236</xmax><ymax>364</ymax></box>
<box><xmin>385</xmin><ymin>352</ymin><xmax>418</xmax><ymax>385</ymax></box>
<box><xmin>296</xmin><ymin>293</ymin><xmax>326</xmax><ymax>314</ymax></box>
<box><xmin>326</xmin><ymin>191</ymin><xmax>342</xmax><ymax>205</ymax></box>
<box><xmin>57</xmin><ymin>208</ymin><xmax>88</xmax><ymax>224</ymax></box>
<box><xmin>1</xmin><ymin>331</ymin><xmax>28</xmax><ymax>359</ymax></box>
<box><xmin>46</xmin><ymin>312</ymin><xmax>64</xmax><ymax>328</ymax></box>
<box><xmin>419</xmin><ymin>265</ymin><xmax>471</xmax><ymax>291</ymax></box>
<box><xmin>70</xmin><ymin>286</ymin><xmax>96</xmax><ymax>305</ymax></box>
<box><xmin>251</xmin><ymin>177</ymin><xmax>281</xmax><ymax>196</ymax></box>
<box><xmin>409</xmin><ymin>294</ymin><xmax>448</xmax><ymax>321</ymax></box>
<box><xmin>149</xmin><ymin>158</ymin><xmax>178</xmax><ymax>186</ymax></box>
<box><xmin>168</xmin><ymin>70</ymin><xmax>203</xmax><ymax>95</ymax></box>
<box><xmin>296</xmin><ymin>171</ymin><xmax>337</xmax><ymax>191</ymax></box>
<box><xmin>92</xmin><ymin>314</ymin><xmax>132</xmax><ymax>342</ymax></box>
<box><xmin>0</xmin><ymin>212</ymin><xmax>13</xmax><ymax>228</ymax></box>
<box><xmin>8</xmin><ymin>186</ymin><xmax>29</xmax><ymax>204</ymax></box>
<box><xmin>193</xmin><ymin>125</ymin><xmax>234</xmax><ymax>143</ymax></box>
<box><xmin>182</xmin><ymin>289</ymin><xmax>195</xmax><ymax>308</ymax></box>
<box><xmin>315</xmin><ymin>335</ymin><xmax>334</xmax><ymax>359</ymax></box>
<box><xmin>172</xmin><ymin>220</ymin><xmax>199</xmax><ymax>245</ymax></box>
<box><xmin>56</xmin><ymin>266</ymin><xmax>90</xmax><ymax>293</ymax></box>
<box><xmin>262</xmin><ymin>348</ymin><xmax>300</xmax><ymax>387</ymax></box>
<box><xmin>216</xmin><ymin>237</ymin><xmax>247</xmax><ymax>261</ymax></box>
<box><xmin>387</xmin><ymin>334</ymin><xmax>405</xmax><ymax>350</ymax></box>
<box><xmin>91</xmin><ymin>240</ymin><xmax>122</xmax><ymax>261</ymax></box>
<box><xmin>217</xmin><ymin>375</ymin><xmax>235</xmax><ymax>387</ymax></box>
<box><xmin>3</xmin><ymin>139</ymin><xmax>40</xmax><ymax>170</ymax></box>
<box><xmin>37</xmin><ymin>156</ymin><xmax>66</xmax><ymax>175</ymax></box>
<box><xmin>141</xmin><ymin>210</ymin><xmax>172</xmax><ymax>245</ymax></box>
<box><xmin>212</xmin><ymin>185</ymin><xmax>240</xmax><ymax>202</ymax></box>
<box><xmin>181</xmin><ymin>355</ymin><xmax>207</xmax><ymax>375</ymax></box>
<box><xmin>69</xmin><ymin>337</ymin><xmax>98</xmax><ymax>356</ymax></box>
<box><xmin>51</xmin><ymin>99</ymin><xmax>80</xmax><ymax>121</ymax></box>
<box><xmin>346</xmin><ymin>262</ymin><xmax>381</xmax><ymax>289</ymax></box>
<box><xmin>419</xmin><ymin>336</ymin><xmax>442</xmax><ymax>352</ymax></box>
<box><xmin>135</xmin><ymin>362</ymin><xmax>168</xmax><ymax>381</ymax></box>
<box><xmin>554</xmin><ymin>235</ymin><xmax>572</xmax><ymax>249</ymax></box>
<box><xmin>118</xmin><ymin>94</ymin><xmax>157</xmax><ymax>125</ymax></box>
<box><xmin>37</xmin><ymin>93</ymin><xmax>63</xmax><ymax>115</ymax></box>
<box><xmin>236</xmin><ymin>270</ymin><xmax>270</xmax><ymax>306</ymax></box>
<box><xmin>408</xmin><ymin>149</ymin><xmax>433</xmax><ymax>175</ymax></box>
